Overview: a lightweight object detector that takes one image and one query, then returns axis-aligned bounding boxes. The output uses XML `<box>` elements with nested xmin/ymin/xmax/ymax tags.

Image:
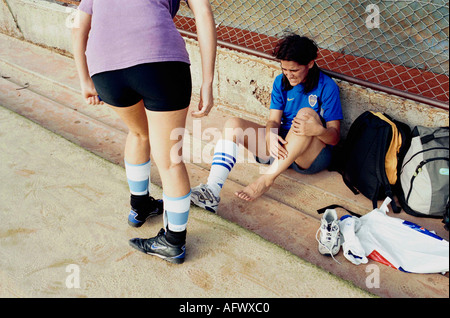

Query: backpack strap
<box><xmin>421</xmin><ymin>129</ymin><xmax>449</xmax><ymax>144</ymax></box>
<box><xmin>317</xmin><ymin>204</ymin><xmax>362</xmax><ymax>218</ymax></box>
<box><xmin>385</xmin><ymin>190</ymin><xmax>401</xmax><ymax>213</ymax></box>
<box><xmin>318</xmin><ymin>200</ymin><xmax>400</xmax><ymax>217</ymax></box>
<box><xmin>370</xmin><ymin>112</ymin><xmax>401</xmax><ymax>185</ymax></box>
<box><xmin>343</xmin><ymin>178</ymin><xmax>359</xmax><ymax>195</ymax></box>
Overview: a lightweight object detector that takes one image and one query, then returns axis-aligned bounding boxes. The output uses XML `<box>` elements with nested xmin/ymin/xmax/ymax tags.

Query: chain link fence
<box><xmin>62</xmin><ymin>0</ymin><xmax>449</xmax><ymax>108</ymax></box>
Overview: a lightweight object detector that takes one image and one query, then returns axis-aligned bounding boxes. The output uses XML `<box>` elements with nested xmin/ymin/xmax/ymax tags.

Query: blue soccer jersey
<box><xmin>270</xmin><ymin>71</ymin><xmax>343</xmax><ymax>134</ymax></box>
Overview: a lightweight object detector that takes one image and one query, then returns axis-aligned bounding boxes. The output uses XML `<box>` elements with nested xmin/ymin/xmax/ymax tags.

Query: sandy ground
<box><xmin>0</xmin><ymin>106</ymin><xmax>372</xmax><ymax>299</ymax></box>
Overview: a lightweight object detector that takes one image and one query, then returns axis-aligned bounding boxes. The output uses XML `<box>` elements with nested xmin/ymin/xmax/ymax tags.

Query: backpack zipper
<box><xmin>406</xmin><ymin>157</ymin><xmax>449</xmax><ymax>203</ymax></box>
<box><xmin>401</xmin><ymin>147</ymin><xmax>448</xmax><ymax>174</ymax></box>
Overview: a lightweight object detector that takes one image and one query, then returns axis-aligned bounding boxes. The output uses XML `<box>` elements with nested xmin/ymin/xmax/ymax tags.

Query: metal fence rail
<box><xmin>61</xmin><ymin>0</ymin><xmax>449</xmax><ymax>109</ymax></box>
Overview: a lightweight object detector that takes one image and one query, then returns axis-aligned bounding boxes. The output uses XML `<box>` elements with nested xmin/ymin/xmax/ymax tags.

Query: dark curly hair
<box><xmin>273</xmin><ymin>34</ymin><xmax>320</xmax><ymax>93</ymax></box>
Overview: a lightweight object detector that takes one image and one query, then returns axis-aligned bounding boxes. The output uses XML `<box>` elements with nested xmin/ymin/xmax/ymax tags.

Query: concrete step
<box><xmin>0</xmin><ymin>33</ymin><xmax>448</xmax><ymax>297</ymax></box>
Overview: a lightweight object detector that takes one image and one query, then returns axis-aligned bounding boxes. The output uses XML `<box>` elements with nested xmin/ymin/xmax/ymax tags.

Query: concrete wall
<box><xmin>1</xmin><ymin>0</ymin><xmax>73</xmax><ymax>51</ymax></box>
<box><xmin>1</xmin><ymin>0</ymin><xmax>448</xmax><ymax>135</ymax></box>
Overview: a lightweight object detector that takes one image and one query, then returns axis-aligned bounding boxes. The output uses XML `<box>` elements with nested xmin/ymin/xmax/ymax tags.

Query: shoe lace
<box><xmin>156</xmin><ymin>228</ymin><xmax>166</xmax><ymax>238</ymax></box>
<box><xmin>315</xmin><ymin>224</ymin><xmax>341</xmax><ymax>265</ymax></box>
<box><xmin>198</xmin><ymin>184</ymin><xmax>216</xmax><ymax>203</ymax></box>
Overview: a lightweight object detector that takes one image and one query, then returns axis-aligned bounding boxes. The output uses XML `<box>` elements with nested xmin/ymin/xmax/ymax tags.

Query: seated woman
<box><xmin>191</xmin><ymin>34</ymin><xmax>343</xmax><ymax>212</ymax></box>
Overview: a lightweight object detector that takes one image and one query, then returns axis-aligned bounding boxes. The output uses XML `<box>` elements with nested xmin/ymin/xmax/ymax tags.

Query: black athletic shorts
<box><xmin>91</xmin><ymin>62</ymin><xmax>192</xmax><ymax>111</ymax></box>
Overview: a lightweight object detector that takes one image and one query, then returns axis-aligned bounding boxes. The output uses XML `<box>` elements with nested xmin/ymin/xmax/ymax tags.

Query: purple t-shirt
<box><xmin>78</xmin><ymin>0</ymin><xmax>190</xmax><ymax>77</ymax></box>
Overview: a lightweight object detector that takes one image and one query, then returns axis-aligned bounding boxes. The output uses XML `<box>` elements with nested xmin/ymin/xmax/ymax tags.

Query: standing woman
<box><xmin>72</xmin><ymin>0</ymin><xmax>216</xmax><ymax>264</ymax></box>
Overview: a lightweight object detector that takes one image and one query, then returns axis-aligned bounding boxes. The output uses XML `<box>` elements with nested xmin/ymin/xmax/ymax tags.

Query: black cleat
<box><xmin>129</xmin><ymin>228</ymin><xmax>186</xmax><ymax>264</ymax></box>
<box><xmin>128</xmin><ymin>196</ymin><xmax>163</xmax><ymax>227</ymax></box>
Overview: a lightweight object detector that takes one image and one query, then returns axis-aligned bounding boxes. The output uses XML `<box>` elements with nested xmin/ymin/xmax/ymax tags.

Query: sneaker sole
<box><xmin>127</xmin><ymin>210</ymin><xmax>163</xmax><ymax>228</ymax></box>
<box><xmin>190</xmin><ymin>197</ymin><xmax>218</xmax><ymax>213</ymax></box>
<box><xmin>147</xmin><ymin>251</ymin><xmax>185</xmax><ymax>264</ymax></box>
<box><xmin>320</xmin><ymin>251</ymin><xmax>335</xmax><ymax>257</ymax></box>
<box><xmin>128</xmin><ymin>219</ymin><xmax>145</xmax><ymax>228</ymax></box>
<box><xmin>128</xmin><ymin>240</ymin><xmax>185</xmax><ymax>264</ymax></box>
<box><xmin>318</xmin><ymin>246</ymin><xmax>340</xmax><ymax>257</ymax></box>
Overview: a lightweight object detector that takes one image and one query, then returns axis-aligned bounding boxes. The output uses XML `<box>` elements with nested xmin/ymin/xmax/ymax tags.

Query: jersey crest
<box><xmin>308</xmin><ymin>94</ymin><xmax>318</xmax><ymax>107</ymax></box>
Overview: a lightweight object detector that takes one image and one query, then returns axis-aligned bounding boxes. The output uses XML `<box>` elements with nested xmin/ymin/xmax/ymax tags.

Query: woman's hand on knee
<box><xmin>266</xmin><ymin>131</ymin><xmax>288</xmax><ymax>160</ymax></box>
<box><xmin>291</xmin><ymin>113</ymin><xmax>324</xmax><ymax>137</ymax></box>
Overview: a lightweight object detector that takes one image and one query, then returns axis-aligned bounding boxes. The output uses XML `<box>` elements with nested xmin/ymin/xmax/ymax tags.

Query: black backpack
<box><xmin>340</xmin><ymin>111</ymin><xmax>411</xmax><ymax>212</ymax></box>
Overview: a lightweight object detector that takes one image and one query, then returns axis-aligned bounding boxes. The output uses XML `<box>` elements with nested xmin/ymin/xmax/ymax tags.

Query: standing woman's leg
<box><xmin>119</xmin><ymin>61</ymin><xmax>192</xmax><ymax>263</ymax></box>
<box><xmin>145</xmin><ymin>109</ymin><xmax>190</xmax><ymax>197</ymax></box>
<box><xmin>147</xmin><ymin>107</ymin><xmax>191</xmax><ymax>234</ymax></box>
<box><xmin>107</xmin><ymin>101</ymin><xmax>163</xmax><ymax>227</ymax></box>
<box><xmin>109</xmin><ymin>101</ymin><xmax>150</xmax><ymax>165</ymax></box>
<box><xmin>128</xmin><ymin>107</ymin><xmax>191</xmax><ymax>264</ymax></box>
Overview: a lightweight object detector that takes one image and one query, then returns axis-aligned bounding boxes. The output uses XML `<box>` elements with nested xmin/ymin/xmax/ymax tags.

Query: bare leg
<box><xmin>108</xmin><ymin>100</ymin><xmax>150</xmax><ymax>164</ymax></box>
<box><xmin>146</xmin><ymin>107</ymin><xmax>190</xmax><ymax>198</ymax></box>
<box><xmin>222</xmin><ymin>117</ymin><xmax>269</xmax><ymax>160</ymax></box>
<box><xmin>235</xmin><ymin>109</ymin><xmax>325</xmax><ymax>201</ymax></box>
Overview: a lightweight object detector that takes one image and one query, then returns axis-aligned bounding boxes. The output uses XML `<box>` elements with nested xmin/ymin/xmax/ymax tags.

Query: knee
<box><xmin>128</xmin><ymin>129</ymin><xmax>149</xmax><ymax>142</ymax></box>
<box><xmin>295</xmin><ymin>107</ymin><xmax>319</xmax><ymax>120</ymax></box>
<box><xmin>158</xmin><ymin>160</ymin><xmax>186</xmax><ymax>179</ymax></box>
<box><xmin>224</xmin><ymin>117</ymin><xmax>246</xmax><ymax>130</ymax></box>
<box><xmin>223</xmin><ymin>117</ymin><xmax>246</xmax><ymax>142</ymax></box>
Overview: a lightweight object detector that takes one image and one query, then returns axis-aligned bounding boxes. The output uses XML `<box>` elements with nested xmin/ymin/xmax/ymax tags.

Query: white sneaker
<box><xmin>316</xmin><ymin>209</ymin><xmax>341</xmax><ymax>257</ymax></box>
<box><xmin>191</xmin><ymin>184</ymin><xmax>220</xmax><ymax>213</ymax></box>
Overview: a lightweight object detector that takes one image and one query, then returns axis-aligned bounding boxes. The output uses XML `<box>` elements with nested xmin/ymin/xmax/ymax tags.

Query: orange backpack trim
<box><xmin>370</xmin><ymin>111</ymin><xmax>402</xmax><ymax>185</ymax></box>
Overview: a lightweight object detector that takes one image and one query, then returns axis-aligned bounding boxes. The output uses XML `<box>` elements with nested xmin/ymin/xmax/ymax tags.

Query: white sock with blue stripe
<box><xmin>125</xmin><ymin>159</ymin><xmax>151</xmax><ymax>196</ymax></box>
<box><xmin>163</xmin><ymin>191</ymin><xmax>191</xmax><ymax>235</ymax></box>
<box><xmin>207</xmin><ymin>139</ymin><xmax>237</xmax><ymax>198</ymax></box>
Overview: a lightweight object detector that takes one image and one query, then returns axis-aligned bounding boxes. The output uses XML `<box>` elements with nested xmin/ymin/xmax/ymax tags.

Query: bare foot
<box><xmin>235</xmin><ymin>176</ymin><xmax>274</xmax><ymax>201</ymax></box>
